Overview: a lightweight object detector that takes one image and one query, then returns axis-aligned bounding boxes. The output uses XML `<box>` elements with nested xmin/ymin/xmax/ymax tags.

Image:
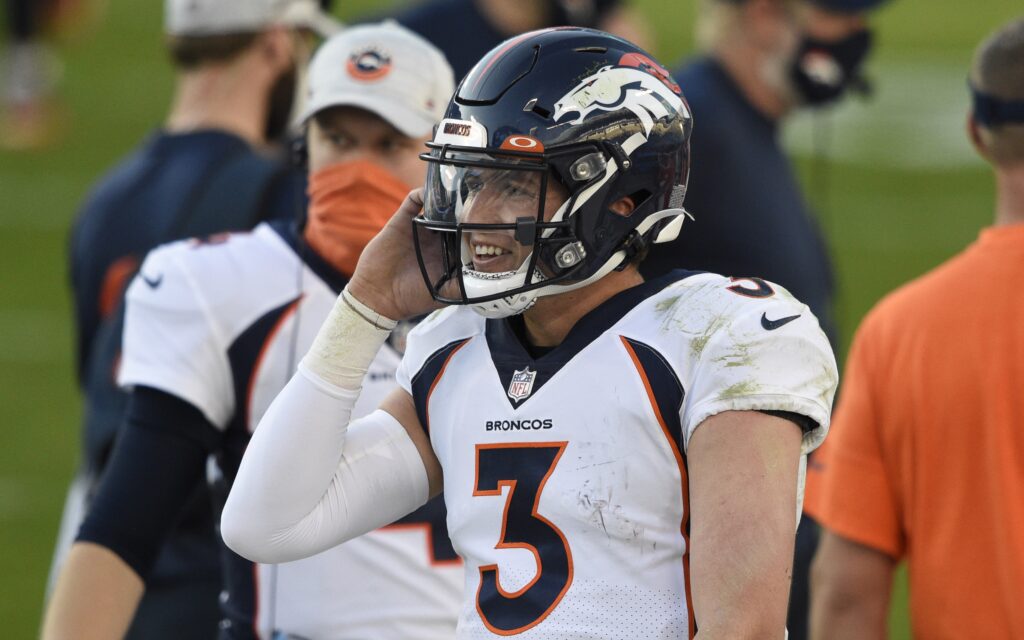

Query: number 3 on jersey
<box><xmin>473</xmin><ymin>442</ymin><xmax>573</xmax><ymax>635</ymax></box>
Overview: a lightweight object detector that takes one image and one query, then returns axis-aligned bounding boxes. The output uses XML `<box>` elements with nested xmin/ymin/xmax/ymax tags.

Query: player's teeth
<box><xmin>475</xmin><ymin>245</ymin><xmax>505</xmax><ymax>256</ymax></box>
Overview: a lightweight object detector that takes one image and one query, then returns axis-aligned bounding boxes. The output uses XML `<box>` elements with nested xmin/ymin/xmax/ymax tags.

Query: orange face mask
<box><xmin>304</xmin><ymin>160</ymin><xmax>412</xmax><ymax>277</ymax></box>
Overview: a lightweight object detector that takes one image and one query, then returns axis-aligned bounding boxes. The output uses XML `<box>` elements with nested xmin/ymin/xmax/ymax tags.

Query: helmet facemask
<box><xmin>410</xmin><ymin>27</ymin><xmax>694</xmax><ymax>319</ymax></box>
<box><xmin>414</xmin><ymin>141</ymin><xmax>615</xmax><ymax>318</ymax></box>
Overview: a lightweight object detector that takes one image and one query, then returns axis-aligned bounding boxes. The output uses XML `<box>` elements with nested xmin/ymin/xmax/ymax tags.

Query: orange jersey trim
<box><xmin>245</xmin><ymin>296</ymin><xmax>304</xmax><ymax>431</ymax></box>
<box><xmin>621</xmin><ymin>336</ymin><xmax>695</xmax><ymax>639</ymax></box>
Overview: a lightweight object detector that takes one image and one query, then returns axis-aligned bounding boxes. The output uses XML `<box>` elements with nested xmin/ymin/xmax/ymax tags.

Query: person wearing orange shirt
<box><xmin>805</xmin><ymin>16</ymin><xmax>1024</xmax><ymax>639</ymax></box>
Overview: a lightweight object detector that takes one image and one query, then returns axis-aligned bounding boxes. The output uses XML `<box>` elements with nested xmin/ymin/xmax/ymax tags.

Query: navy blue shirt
<box><xmin>68</xmin><ymin>129</ymin><xmax>299</xmax><ymax>591</ymax></box>
<box><xmin>70</xmin><ymin>130</ymin><xmax>299</xmax><ymax>380</ymax></box>
<box><xmin>392</xmin><ymin>0</ymin><xmax>504</xmax><ymax>81</ymax></box>
<box><xmin>391</xmin><ymin>0</ymin><xmax>620</xmax><ymax>81</ymax></box>
<box><xmin>642</xmin><ymin>58</ymin><xmax>837</xmax><ymax>344</ymax></box>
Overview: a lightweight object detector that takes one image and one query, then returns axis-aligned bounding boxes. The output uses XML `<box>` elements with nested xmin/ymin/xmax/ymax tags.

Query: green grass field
<box><xmin>0</xmin><ymin>0</ymin><xmax>1018</xmax><ymax>636</ymax></box>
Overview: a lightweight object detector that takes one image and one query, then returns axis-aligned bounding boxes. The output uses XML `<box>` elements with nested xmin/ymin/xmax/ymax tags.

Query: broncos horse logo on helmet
<box><xmin>413</xmin><ymin>27</ymin><xmax>693</xmax><ymax>318</ymax></box>
<box><xmin>553</xmin><ymin>63</ymin><xmax>689</xmax><ymax>136</ymax></box>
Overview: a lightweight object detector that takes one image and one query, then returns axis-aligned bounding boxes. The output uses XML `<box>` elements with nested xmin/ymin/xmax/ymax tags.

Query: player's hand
<box><xmin>347</xmin><ymin>189</ymin><xmax>445</xmax><ymax>321</ymax></box>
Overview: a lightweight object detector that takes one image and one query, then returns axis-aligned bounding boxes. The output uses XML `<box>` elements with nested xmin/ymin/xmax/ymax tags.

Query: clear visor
<box><xmin>424</xmin><ymin>152</ymin><xmax>551</xmax><ymax>227</ymax></box>
<box><xmin>414</xmin><ymin>147</ymin><xmax>586</xmax><ymax>307</ymax></box>
<box><xmin>422</xmin><ymin>150</ymin><xmax>571</xmax><ymax>278</ymax></box>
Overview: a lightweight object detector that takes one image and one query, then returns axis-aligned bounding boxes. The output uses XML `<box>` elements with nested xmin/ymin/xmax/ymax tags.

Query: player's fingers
<box><xmin>437</xmin><ymin>277</ymin><xmax>461</xmax><ymax>301</ymax></box>
<box><xmin>396</xmin><ymin>188</ymin><xmax>424</xmax><ymax>218</ymax></box>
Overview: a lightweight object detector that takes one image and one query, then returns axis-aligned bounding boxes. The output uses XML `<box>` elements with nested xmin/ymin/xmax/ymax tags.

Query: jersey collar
<box><xmin>484</xmin><ymin>269</ymin><xmax>701</xmax><ymax>408</ymax></box>
<box><xmin>269</xmin><ymin>219</ymin><xmax>349</xmax><ymax>294</ymax></box>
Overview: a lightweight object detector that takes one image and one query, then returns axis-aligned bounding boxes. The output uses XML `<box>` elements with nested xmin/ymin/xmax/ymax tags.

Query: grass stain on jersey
<box><xmin>811</xmin><ymin>361</ymin><xmax>840</xmax><ymax>408</ymax></box>
<box><xmin>719</xmin><ymin>380</ymin><xmax>762</xmax><ymax>400</ymax></box>
<box><xmin>688</xmin><ymin>313</ymin><xmax>730</xmax><ymax>360</ymax></box>
<box><xmin>655</xmin><ymin>295</ymin><xmax>682</xmax><ymax>314</ymax></box>
<box><xmin>655</xmin><ymin>294</ymin><xmax>685</xmax><ymax>334</ymax></box>
<box><xmin>713</xmin><ymin>338</ymin><xmax>755</xmax><ymax>368</ymax></box>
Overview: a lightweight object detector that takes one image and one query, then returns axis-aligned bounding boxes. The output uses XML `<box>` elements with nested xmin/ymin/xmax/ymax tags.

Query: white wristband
<box><xmin>300</xmin><ymin>287</ymin><xmax>397</xmax><ymax>390</ymax></box>
<box><xmin>340</xmin><ymin>289</ymin><xmax>398</xmax><ymax>331</ymax></box>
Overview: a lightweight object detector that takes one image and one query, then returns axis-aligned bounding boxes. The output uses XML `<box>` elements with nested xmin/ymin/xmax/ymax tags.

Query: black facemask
<box><xmin>790</xmin><ymin>28</ymin><xmax>873</xmax><ymax>106</ymax></box>
<box><xmin>265</xmin><ymin>63</ymin><xmax>298</xmax><ymax>143</ymax></box>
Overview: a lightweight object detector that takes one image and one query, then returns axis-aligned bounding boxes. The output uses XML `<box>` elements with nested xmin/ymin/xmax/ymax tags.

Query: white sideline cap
<box><xmin>300</xmin><ymin>21</ymin><xmax>455</xmax><ymax>138</ymax></box>
<box><xmin>166</xmin><ymin>0</ymin><xmax>341</xmax><ymax>38</ymax></box>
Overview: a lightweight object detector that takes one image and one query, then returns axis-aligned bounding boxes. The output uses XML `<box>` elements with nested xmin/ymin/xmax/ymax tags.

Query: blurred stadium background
<box><xmin>0</xmin><ymin>0</ymin><xmax>1018</xmax><ymax>636</ymax></box>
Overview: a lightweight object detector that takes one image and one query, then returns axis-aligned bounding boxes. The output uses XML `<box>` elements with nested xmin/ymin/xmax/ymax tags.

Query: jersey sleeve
<box><xmin>395</xmin><ymin>347</ymin><xmax>414</xmax><ymax>396</ymax></box>
<box><xmin>395</xmin><ymin>307</ymin><xmax>465</xmax><ymax>396</ymax></box>
<box><xmin>681</xmin><ymin>283</ymin><xmax>838</xmax><ymax>454</ymax></box>
<box><xmin>118</xmin><ymin>245</ymin><xmax>234</xmax><ymax>429</ymax></box>
<box><xmin>804</xmin><ymin>315</ymin><xmax>903</xmax><ymax>558</ymax></box>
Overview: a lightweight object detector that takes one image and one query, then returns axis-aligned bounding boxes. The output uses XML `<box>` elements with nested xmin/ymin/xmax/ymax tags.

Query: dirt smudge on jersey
<box><xmin>811</xmin><ymin>359</ymin><xmax>839</xmax><ymax>409</ymax></box>
<box><xmin>719</xmin><ymin>379</ymin><xmax>762</xmax><ymax>399</ymax></box>
<box><xmin>655</xmin><ymin>294</ymin><xmax>682</xmax><ymax>315</ymax></box>
<box><xmin>688</xmin><ymin>312</ymin><xmax>730</xmax><ymax>360</ymax></box>
<box><xmin>712</xmin><ymin>337</ymin><xmax>755</xmax><ymax>369</ymax></box>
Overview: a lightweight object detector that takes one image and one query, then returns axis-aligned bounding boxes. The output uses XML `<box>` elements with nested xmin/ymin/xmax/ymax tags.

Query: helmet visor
<box><xmin>414</xmin><ymin>146</ymin><xmax>579</xmax><ymax>306</ymax></box>
<box><xmin>423</xmin><ymin>149</ymin><xmax>570</xmax><ymax>275</ymax></box>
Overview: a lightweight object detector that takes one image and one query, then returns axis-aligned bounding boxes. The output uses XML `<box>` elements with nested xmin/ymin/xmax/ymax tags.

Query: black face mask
<box><xmin>265</xmin><ymin>63</ymin><xmax>298</xmax><ymax>143</ymax></box>
<box><xmin>790</xmin><ymin>28</ymin><xmax>873</xmax><ymax>106</ymax></box>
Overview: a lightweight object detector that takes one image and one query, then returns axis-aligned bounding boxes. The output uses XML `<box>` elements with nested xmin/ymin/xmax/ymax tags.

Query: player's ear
<box><xmin>609</xmin><ymin>195</ymin><xmax>636</xmax><ymax>217</ymax></box>
<box><xmin>258</xmin><ymin>26</ymin><xmax>295</xmax><ymax>73</ymax></box>
<box><xmin>967</xmin><ymin>112</ymin><xmax>991</xmax><ymax>161</ymax></box>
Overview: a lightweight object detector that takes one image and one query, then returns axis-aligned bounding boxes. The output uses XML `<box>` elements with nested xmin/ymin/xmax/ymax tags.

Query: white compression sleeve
<box><xmin>222</xmin><ymin>289</ymin><xmax>428</xmax><ymax>563</ymax></box>
<box><xmin>223</xmin><ymin>375</ymin><xmax>430</xmax><ymax>563</ymax></box>
<box><xmin>302</xmin><ymin>288</ymin><xmax>397</xmax><ymax>390</ymax></box>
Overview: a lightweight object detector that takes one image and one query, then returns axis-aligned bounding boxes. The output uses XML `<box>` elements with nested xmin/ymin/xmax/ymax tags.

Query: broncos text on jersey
<box><xmin>396</xmin><ymin>270</ymin><xmax>837</xmax><ymax>639</ymax></box>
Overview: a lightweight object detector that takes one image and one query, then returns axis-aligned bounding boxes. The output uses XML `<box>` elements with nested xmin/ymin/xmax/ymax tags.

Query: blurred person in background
<box><xmin>388</xmin><ymin>0</ymin><xmax>652</xmax><ymax>80</ymax></box>
<box><xmin>43</xmin><ymin>22</ymin><xmax>461</xmax><ymax>640</ymax></box>
<box><xmin>638</xmin><ymin>1</ymin><xmax>888</xmax><ymax>638</ymax></box>
<box><xmin>0</xmin><ymin>0</ymin><xmax>109</xmax><ymax>148</ymax></box>
<box><xmin>47</xmin><ymin>0</ymin><xmax>337</xmax><ymax>637</ymax></box>
<box><xmin>806</xmin><ymin>16</ymin><xmax>1024</xmax><ymax>639</ymax></box>
<box><xmin>1</xmin><ymin>0</ymin><xmax>63</xmax><ymax>149</ymax></box>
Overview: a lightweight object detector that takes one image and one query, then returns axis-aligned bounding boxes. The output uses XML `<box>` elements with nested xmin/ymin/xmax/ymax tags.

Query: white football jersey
<box><xmin>119</xmin><ymin>221</ymin><xmax>462</xmax><ymax>640</ymax></box>
<box><xmin>396</xmin><ymin>271</ymin><xmax>837</xmax><ymax>639</ymax></box>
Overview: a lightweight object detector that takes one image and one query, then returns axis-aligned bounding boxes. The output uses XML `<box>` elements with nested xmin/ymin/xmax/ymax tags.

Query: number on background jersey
<box><xmin>387</xmin><ymin>497</ymin><xmax>459</xmax><ymax>564</ymax></box>
<box><xmin>189</xmin><ymin>232</ymin><xmax>233</xmax><ymax>247</ymax></box>
<box><xmin>473</xmin><ymin>442</ymin><xmax>572</xmax><ymax>635</ymax></box>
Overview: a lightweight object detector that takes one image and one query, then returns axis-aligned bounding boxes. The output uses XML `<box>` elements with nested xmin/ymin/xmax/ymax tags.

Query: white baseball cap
<box><xmin>165</xmin><ymin>0</ymin><xmax>341</xmax><ymax>38</ymax></box>
<box><xmin>299</xmin><ymin>21</ymin><xmax>455</xmax><ymax>138</ymax></box>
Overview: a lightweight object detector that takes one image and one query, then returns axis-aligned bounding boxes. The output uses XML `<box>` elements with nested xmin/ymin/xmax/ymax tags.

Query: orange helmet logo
<box><xmin>499</xmin><ymin>135</ymin><xmax>545</xmax><ymax>152</ymax></box>
<box><xmin>346</xmin><ymin>48</ymin><xmax>392</xmax><ymax>81</ymax></box>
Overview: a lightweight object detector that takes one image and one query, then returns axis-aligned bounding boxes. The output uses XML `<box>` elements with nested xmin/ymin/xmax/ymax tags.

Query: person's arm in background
<box><xmin>688</xmin><ymin>411</ymin><xmax>805</xmax><ymax>638</ymax></box>
<box><xmin>43</xmin><ymin>543</ymin><xmax>145</xmax><ymax>640</ymax></box>
<box><xmin>42</xmin><ymin>388</ymin><xmax>222</xmax><ymax>640</ymax></box>
<box><xmin>803</xmin><ymin>310</ymin><xmax>904</xmax><ymax>640</ymax></box>
<box><xmin>68</xmin><ymin>216</ymin><xmax>102</xmax><ymax>383</ymax></box>
<box><xmin>810</xmin><ymin>531</ymin><xmax>895</xmax><ymax>640</ymax></box>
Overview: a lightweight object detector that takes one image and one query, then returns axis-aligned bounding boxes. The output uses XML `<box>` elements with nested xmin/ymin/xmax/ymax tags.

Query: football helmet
<box><xmin>413</xmin><ymin>27</ymin><xmax>692</xmax><ymax>318</ymax></box>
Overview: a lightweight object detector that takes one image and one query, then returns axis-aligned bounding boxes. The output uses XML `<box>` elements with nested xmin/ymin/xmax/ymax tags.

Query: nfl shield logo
<box><xmin>507</xmin><ymin>367</ymin><xmax>537</xmax><ymax>402</ymax></box>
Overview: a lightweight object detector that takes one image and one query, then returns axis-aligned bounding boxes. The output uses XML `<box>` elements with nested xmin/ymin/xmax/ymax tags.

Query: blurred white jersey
<box><xmin>120</xmin><ymin>220</ymin><xmax>462</xmax><ymax>640</ymax></box>
<box><xmin>396</xmin><ymin>271</ymin><xmax>837</xmax><ymax>639</ymax></box>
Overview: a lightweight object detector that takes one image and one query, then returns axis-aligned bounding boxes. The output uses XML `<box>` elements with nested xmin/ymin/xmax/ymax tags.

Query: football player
<box><xmin>224</xmin><ymin>27</ymin><xmax>838</xmax><ymax>638</ymax></box>
<box><xmin>42</xmin><ymin>23</ymin><xmax>460</xmax><ymax>640</ymax></box>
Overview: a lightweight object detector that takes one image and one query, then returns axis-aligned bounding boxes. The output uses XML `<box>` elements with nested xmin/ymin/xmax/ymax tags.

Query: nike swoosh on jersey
<box><xmin>142</xmin><ymin>273</ymin><xmax>163</xmax><ymax>289</ymax></box>
<box><xmin>761</xmin><ymin>312</ymin><xmax>801</xmax><ymax>330</ymax></box>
